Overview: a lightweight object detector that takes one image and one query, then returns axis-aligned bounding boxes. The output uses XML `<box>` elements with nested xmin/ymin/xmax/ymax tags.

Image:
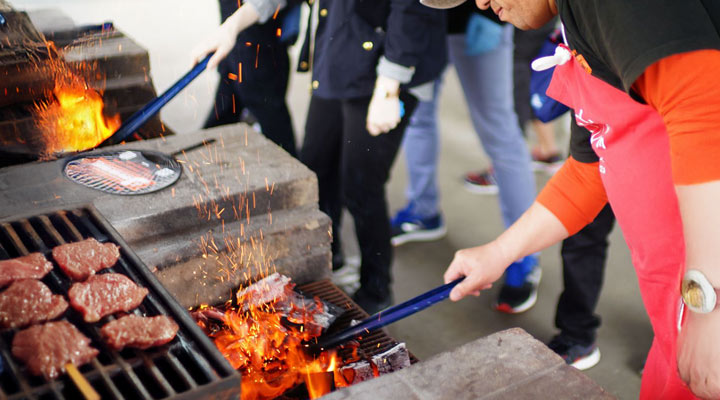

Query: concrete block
<box><xmin>323</xmin><ymin>329</ymin><xmax>614</xmax><ymax>400</ymax></box>
<box><xmin>64</xmin><ymin>35</ymin><xmax>150</xmax><ymax>80</ymax></box>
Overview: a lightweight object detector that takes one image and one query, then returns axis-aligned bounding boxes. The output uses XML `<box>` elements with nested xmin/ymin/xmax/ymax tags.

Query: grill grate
<box><xmin>0</xmin><ymin>206</ymin><xmax>240</xmax><ymax>400</ymax></box>
<box><xmin>63</xmin><ymin>150</ymin><xmax>182</xmax><ymax>196</ymax></box>
<box><xmin>297</xmin><ymin>280</ymin><xmax>418</xmax><ymax>363</ymax></box>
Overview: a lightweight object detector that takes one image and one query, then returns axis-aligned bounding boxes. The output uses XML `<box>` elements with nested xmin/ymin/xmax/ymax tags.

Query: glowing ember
<box><xmin>34</xmin><ymin>44</ymin><xmax>120</xmax><ymax>155</ymax></box>
<box><xmin>196</xmin><ymin>277</ymin><xmax>344</xmax><ymax>400</ymax></box>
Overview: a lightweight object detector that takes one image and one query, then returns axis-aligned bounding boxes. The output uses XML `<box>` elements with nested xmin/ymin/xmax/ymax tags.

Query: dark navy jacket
<box><xmin>306</xmin><ymin>0</ymin><xmax>447</xmax><ymax>99</ymax></box>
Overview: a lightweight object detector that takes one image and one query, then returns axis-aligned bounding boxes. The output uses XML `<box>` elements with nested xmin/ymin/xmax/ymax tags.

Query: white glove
<box><xmin>190</xmin><ymin>3</ymin><xmax>260</xmax><ymax>70</ymax></box>
<box><xmin>366</xmin><ymin>75</ymin><xmax>402</xmax><ymax>136</ymax></box>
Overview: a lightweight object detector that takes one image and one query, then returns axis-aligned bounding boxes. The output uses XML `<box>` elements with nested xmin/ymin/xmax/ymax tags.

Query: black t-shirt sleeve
<box><xmin>558</xmin><ymin>0</ymin><xmax>720</xmax><ymax>93</ymax></box>
<box><xmin>569</xmin><ymin>113</ymin><xmax>598</xmax><ymax>164</ymax></box>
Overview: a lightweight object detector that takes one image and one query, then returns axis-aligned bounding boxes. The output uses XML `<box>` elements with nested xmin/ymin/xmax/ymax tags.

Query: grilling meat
<box><xmin>0</xmin><ymin>280</ymin><xmax>68</xmax><ymax>329</ymax></box>
<box><xmin>52</xmin><ymin>238</ymin><xmax>120</xmax><ymax>281</ymax></box>
<box><xmin>0</xmin><ymin>253</ymin><xmax>54</xmax><ymax>287</ymax></box>
<box><xmin>101</xmin><ymin>315</ymin><xmax>179</xmax><ymax>350</ymax></box>
<box><xmin>12</xmin><ymin>320</ymin><xmax>99</xmax><ymax>379</ymax></box>
<box><xmin>68</xmin><ymin>273</ymin><xmax>148</xmax><ymax>322</ymax></box>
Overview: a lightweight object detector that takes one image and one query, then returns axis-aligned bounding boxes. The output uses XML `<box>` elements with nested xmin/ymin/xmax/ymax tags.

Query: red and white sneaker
<box><xmin>463</xmin><ymin>169</ymin><xmax>498</xmax><ymax>195</ymax></box>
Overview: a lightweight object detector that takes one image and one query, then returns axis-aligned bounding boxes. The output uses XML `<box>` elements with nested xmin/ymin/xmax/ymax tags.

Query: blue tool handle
<box><xmin>312</xmin><ymin>278</ymin><xmax>464</xmax><ymax>351</ymax></box>
<box><xmin>0</xmin><ymin>12</ymin><xmax>6</xmax><ymax>27</ymax></box>
<box><xmin>101</xmin><ymin>53</ymin><xmax>212</xmax><ymax>146</ymax></box>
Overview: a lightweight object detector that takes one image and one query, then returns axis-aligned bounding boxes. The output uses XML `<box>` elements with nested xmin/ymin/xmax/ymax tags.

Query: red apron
<box><xmin>546</xmin><ymin>44</ymin><xmax>692</xmax><ymax>399</ymax></box>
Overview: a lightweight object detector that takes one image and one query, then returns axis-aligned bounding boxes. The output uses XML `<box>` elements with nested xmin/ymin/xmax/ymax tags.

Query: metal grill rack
<box><xmin>297</xmin><ymin>280</ymin><xmax>418</xmax><ymax>364</ymax></box>
<box><xmin>63</xmin><ymin>150</ymin><xmax>182</xmax><ymax>196</ymax></box>
<box><xmin>0</xmin><ymin>206</ymin><xmax>240</xmax><ymax>400</ymax></box>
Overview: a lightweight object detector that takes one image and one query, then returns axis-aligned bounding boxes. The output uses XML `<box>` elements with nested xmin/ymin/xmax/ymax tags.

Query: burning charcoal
<box><xmin>236</xmin><ymin>273</ymin><xmax>343</xmax><ymax>334</ymax></box>
<box><xmin>372</xmin><ymin>343</ymin><xmax>411</xmax><ymax>375</ymax></box>
<box><xmin>236</xmin><ymin>273</ymin><xmax>292</xmax><ymax>310</ymax></box>
<box><xmin>338</xmin><ymin>360</ymin><xmax>375</xmax><ymax>385</ymax></box>
<box><xmin>282</xmin><ymin>291</ymin><xmax>343</xmax><ymax>335</ymax></box>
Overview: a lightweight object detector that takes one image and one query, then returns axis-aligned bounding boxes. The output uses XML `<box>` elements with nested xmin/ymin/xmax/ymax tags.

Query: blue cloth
<box><xmin>464</xmin><ymin>13</ymin><xmax>503</xmax><ymax>56</ymax></box>
<box><xmin>401</xmin><ymin>27</ymin><xmax>536</xmax><ymax>228</ymax></box>
<box><xmin>529</xmin><ymin>30</ymin><xmax>570</xmax><ymax>122</ymax></box>
<box><xmin>280</xmin><ymin>3</ymin><xmax>301</xmax><ymax>44</ymax></box>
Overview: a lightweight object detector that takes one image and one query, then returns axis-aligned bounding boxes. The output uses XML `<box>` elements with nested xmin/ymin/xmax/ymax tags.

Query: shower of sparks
<box><xmin>179</xmin><ymin>133</ymin><xmax>283</xmax><ymax>296</ymax></box>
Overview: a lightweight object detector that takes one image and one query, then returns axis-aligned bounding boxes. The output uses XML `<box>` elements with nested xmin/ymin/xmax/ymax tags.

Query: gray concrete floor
<box><xmin>14</xmin><ymin>1</ymin><xmax>652</xmax><ymax>398</ymax></box>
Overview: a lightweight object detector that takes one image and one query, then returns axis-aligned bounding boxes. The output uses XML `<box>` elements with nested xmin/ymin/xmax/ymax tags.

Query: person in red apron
<box><xmin>420</xmin><ymin>0</ymin><xmax>720</xmax><ymax>398</ymax></box>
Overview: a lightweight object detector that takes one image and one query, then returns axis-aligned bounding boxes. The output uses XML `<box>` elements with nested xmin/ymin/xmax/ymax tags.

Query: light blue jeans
<box><xmin>401</xmin><ymin>26</ymin><xmax>535</xmax><ymax>229</ymax></box>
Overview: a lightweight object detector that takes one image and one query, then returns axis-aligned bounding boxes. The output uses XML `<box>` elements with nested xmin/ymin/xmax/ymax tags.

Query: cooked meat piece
<box><xmin>12</xmin><ymin>320</ymin><xmax>98</xmax><ymax>379</ymax></box>
<box><xmin>101</xmin><ymin>315</ymin><xmax>179</xmax><ymax>350</ymax></box>
<box><xmin>0</xmin><ymin>253</ymin><xmax>53</xmax><ymax>287</ymax></box>
<box><xmin>0</xmin><ymin>280</ymin><xmax>68</xmax><ymax>329</ymax></box>
<box><xmin>68</xmin><ymin>273</ymin><xmax>148</xmax><ymax>322</ymax></box>
<box><xmin>52</xmin><ymin>238</ymin><xmax>120</xmax><ymax>281</ymax></box>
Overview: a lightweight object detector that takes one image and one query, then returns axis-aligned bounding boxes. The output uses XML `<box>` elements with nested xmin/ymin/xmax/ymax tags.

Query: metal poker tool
<box><xmin>418</xmin><ymin>0</ymin><xmax>468</xmax><ymax>9</ymax></box>
<box><xmin>308</xmin><ymin>278</ymin><xmax>464</xmax><ymax>352</ymax></box>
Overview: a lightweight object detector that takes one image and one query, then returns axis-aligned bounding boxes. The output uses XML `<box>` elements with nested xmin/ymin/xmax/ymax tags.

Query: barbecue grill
<box><xmin>296</xmin><ymin>280</ymin><xmax>418</xmax><ymax>364</ymax></box>
<box><xmin>0</xmin><ymin>206</ymin><xmax>240</xmax><ymax>400</ymax></box>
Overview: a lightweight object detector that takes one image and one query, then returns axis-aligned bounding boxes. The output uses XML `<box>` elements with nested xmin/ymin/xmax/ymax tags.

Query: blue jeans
<box><xmin>401</xmin><ymin>26</ymin><xmax>535</xmax><ymax>228</ymax></box>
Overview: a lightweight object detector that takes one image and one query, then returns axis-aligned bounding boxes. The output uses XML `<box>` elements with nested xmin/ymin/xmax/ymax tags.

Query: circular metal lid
<box><xmin>63</xmin><ymin>149</ymin><xmax>182</xmax><ymax>195</ymax></box>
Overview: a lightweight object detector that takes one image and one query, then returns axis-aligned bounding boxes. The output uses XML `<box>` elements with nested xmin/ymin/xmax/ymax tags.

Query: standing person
<box><xmin>423</xmin><ymin>0</ymin><xmax>720</xmax><ymax>398</ymax></box>
<box><xmin>463</xmin><ymin>19</ymin><xmax>560</xmax><ymax>193</ymax></box>
<box><xmin>390</xmin><ymin>2</ymin><xmax>539</xmax><ymax>314</ymax></box>
<box><xmin>548</xmin><ymin>203</ymin><xmax>615</xmax><ymax>370</ymax></box>
<box><xmin>299</xmin><ymin>0</ymin><xmax>447</xmax><ymax>314</ymax></box>
<box><xmin>193</xmin><ymin>0</ymin><xmax>297</xmax><ymax>157</ymax></box>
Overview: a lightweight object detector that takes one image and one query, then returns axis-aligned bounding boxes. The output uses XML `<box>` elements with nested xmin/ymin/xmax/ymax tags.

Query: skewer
<box><xmin>65</xmin><ymin>363</ymin><xmax>100</xmax><ymax>400</ymax></box>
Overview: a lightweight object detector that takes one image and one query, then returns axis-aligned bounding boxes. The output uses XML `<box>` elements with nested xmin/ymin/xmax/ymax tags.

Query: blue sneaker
<box><xmin>494</xmin><ymin>255</ymin><xmax>541</xmax><ymax>314</ymax></box>
<box><xmin>390</xmin><ymin>203</ymin><xmax>447</xmax><ymax>247</ymax></box>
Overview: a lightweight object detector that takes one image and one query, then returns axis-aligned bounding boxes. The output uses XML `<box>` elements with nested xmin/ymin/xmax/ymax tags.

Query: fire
<box><xmin>197</xmin><ymin>278</ymin><xmax>342</xmax><ymax>400</ymax></box>
<box><xmin>34</xmin><ymin>44</ymin><xmax>120</xmax><ymax>155</ymax></box>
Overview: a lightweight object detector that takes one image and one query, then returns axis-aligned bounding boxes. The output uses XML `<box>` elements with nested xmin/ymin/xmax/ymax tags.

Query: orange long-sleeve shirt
<box><xmin>537</xmin><ymin>49</ymin><xmax>720</xmax><ymax>234</ymax></box>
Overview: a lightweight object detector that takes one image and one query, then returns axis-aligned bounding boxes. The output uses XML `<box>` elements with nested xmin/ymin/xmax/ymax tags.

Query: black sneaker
<box><xmin>493</xmin><ymin>256</ymin><xmax>541</xmax><ymax>314</ymax></box>
<box><xmin>352</xmin><ymin>289</ymin><xmax>393</xmax><ymax>316</ymax></box>
<box><xmin>547</xmin><ymin>335</ymin><xmax>601</xmax><ymax>370</ymax></box>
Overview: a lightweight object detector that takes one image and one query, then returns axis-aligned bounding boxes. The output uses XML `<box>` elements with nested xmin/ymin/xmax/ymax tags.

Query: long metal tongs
<box><xmin>309</xmin><ymin>278</ymin><xmax>464</xmax><ymax>352</ymax></box>
<box><xmin>100</xmin><ymin>53</ymin><xmax>212</xmax><ymax>146</ymax></box>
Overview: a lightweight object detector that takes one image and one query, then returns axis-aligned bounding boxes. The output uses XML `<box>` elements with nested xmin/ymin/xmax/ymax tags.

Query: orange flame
<box><xmin>34</xmin><ymin>45</ymin><xmax>120</xmax><ymax>155</ymax></box>
<box><xmin>203</xmin><ymin>286</ymin><xmax>341</xmax><ymax>399</ymax></box>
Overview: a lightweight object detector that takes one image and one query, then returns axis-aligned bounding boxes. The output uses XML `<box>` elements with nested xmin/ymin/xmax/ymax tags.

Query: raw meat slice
<box><xmin>0</xmin><ymin>280</ymin><xmax>68</xmax><ymax>329</ymax></box>
<box><xmin>101</xmin><ymin>315</ymin><xmax>179</xmax><ymax>350</ymax></box>
<box><xmin>0</xmin><ymin>253</ymin><xmax>53</xmax><ymax>287</ymax></box>
<box><xmin>52</xmin><ymin>238</ymin><xmax>120</xmax><ymax>281</ymax></box>
<box><xmin>68</xmin><ymin>273</ymin><xmax>148</xmax><ymax>322</ymax></box>
<box><xmin>12</xmin><ymin>320</ymin><xmax>98</xmax><ymax>379</ymax></box>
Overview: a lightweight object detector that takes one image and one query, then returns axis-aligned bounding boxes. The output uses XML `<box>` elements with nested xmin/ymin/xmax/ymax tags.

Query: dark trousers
<box><xmin>204</xmin><ymin>0</ymin><xmax>297</xmax><ymax>157</ymax></box>
<box><xmin>555</xmin><ymin>204</ymin><xmax>616</xmax><ymax>345</ymax></box>
<box><xmin>300</xmin><ymin>93</ymin><xmax>418</xmax><ymax>301</ymax></box>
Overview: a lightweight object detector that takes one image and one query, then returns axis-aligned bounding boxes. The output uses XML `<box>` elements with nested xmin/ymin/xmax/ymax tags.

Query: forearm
<box><xmin>494</xmin><ymin>201</ymin><xmax>569</xmax><ymax>263</ymax></box>
<box><xmin>225</xmin><ymin>2</ymin><xmax>261</xmax><ymax>35</ymax></box>
<box><xmin>677</xmin><ymin>182</ymin><xmax>720</xmax><ymax>285</ymax></box>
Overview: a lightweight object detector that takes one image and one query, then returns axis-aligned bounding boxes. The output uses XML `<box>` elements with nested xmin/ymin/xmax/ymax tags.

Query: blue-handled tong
<box><xmin>309</xmin><ymin>278</ymin><xmax>463</xmax><ymax>352</ymax></box>
<box><xmin>100</xmin><ymin>54</ymin><xmax>212</xmax><ymax>146</ymax></box>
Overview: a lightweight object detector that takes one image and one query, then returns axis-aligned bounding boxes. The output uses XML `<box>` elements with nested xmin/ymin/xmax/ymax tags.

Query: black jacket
<box><xmin>306</xmin><ymin>0</ymin><xmax>447</xmax><ymax>99</ymax></box>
